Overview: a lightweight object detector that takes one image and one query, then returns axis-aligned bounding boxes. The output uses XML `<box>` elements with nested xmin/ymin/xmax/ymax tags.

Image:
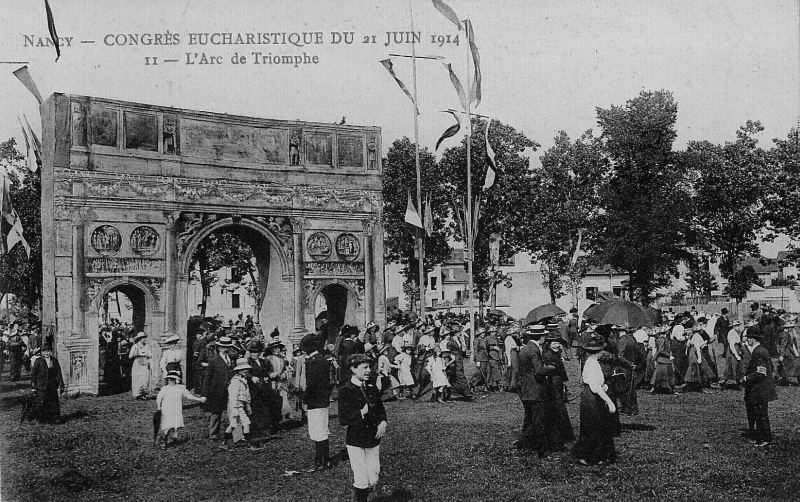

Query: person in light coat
<box><xmin>129</xmin><ymin>332</ymin><xmax>152</xmax><ymax>399</ymax></box>
<box><xmin>156</xmin><ymin>370</ymin><xmax>205</xmax><ymax>449</ymax></box>
<box><xmin>225</xmin><ymin>358</ymin><xmax>253</xmax><ymax>446</ymax></box>
<box><xmin>159</xmin><ymin>333</ymin><xmax>183</xmax><ymax>384</ymax></box>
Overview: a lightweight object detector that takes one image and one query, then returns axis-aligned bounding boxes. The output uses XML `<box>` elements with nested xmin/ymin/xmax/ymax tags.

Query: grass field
<box><xmin>1</xmin><ymin>361</ymin><xmax>799</xmax><ymax>502</ymax></box>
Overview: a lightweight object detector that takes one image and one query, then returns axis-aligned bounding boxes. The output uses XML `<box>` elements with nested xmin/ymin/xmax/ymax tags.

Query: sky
<box><xmin>0</xmin><ymin>0</ymin><xmax>798</xmax><ymax>253</ymax></box>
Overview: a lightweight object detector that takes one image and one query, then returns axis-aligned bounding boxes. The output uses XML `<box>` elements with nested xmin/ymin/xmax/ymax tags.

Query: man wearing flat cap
<box><xmin>739</xmin><ymin>328</ymin><xmax>777</xmax><ymax>446</ymax></box>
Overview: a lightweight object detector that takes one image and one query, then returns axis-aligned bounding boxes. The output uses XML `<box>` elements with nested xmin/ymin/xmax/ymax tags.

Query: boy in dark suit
<box><xmin>303</xmin><ymin>333</ymin><xmax>334</xmax><ymax>469</ymax></box>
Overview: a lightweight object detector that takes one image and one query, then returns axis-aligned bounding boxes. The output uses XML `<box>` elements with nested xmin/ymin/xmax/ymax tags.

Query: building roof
<box><xmin>741</xmin><ymin>257</ymin><xmax>778</xmax><ymax>274</ymax></box>
<box><xmin>584</xmin><ymin>265</ymin><xmax>626</xmax><ymax>276</ymax></box>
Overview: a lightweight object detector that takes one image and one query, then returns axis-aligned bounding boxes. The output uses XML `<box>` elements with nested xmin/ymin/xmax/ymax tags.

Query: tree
<box><xmin>685</xmin><ymin>253</ymin><xmax>718</xmax><ymax>302</ymax></box>
<box><xmin>682</xmin><ymin>121</ymin><xmax>771</xmax><ymax>278</ymax></box>
<box><xmin>189</xmin><ymin>231</ymin><xmax>258</xmax><ymax>316</ymax></box>
<box><xmin>764</xmin><ymin>125</ymin><xmax>800</xmax><ymax>263</ymax></box>
<box><xmin>438</xmin><ymin>118</ymin><xmax>539</xmax><ymax>305</ymax></box>
<box><xmin>592</xmin><ymin>90</ymin><xmax>692</xmax><ymax>305</ymax></box>
<box><xmin>518</xmin><ymin>130</ymin><xmax>607</xmax><ymax>304</ymax></box>
<box><xmin>382</xmin><ymin>137</ymin><xmax>453</xmax><ymax>292</ymax></box>
<box><xmin>0</xmin><ymin>138</ymin><xmax>42</xmax><ymax>313</ymax></box>
<box><xmin>725</xmin><ymin>265</ymin><xmax>764</xmax><ymax>302</ymax></box>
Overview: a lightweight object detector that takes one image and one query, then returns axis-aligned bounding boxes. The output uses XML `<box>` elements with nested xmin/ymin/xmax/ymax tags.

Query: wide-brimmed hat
<box><xmin>385</xmin><ymin>320</ymin><xmax>397</xmax><ymax>331</ymax></box>
<box><xmin>730</xmin><ymin>320</ymin><xmax>742</xmax><ymax>327</ymax></box>
<box><xmin>216</xmin><ymin>336</ymin><xmax>234</xmax><ymax>348</ymax></box>
<box><xmin>246</xmin><ymin>340</ymin><xmax>264</xmax><ymax>352</ymax></box>
<box><xmin>346</xmin><ymin>353</ymin><xmax>372</xmax><ymax>368</ymax></box>
<box><xmin>583</xmin><ymin>333</ymin><xmax>606</xmax><ymax>352</ymax></box>
<box><xmin>524</xmin><ymin>325</ymin><xmax>547</xmax><ymax>337</ymax></box>
<box><xmin>164</xmin><ymin>334</ymin><xmax>180</xmax><ymax>345</ymax></box>
<box><xmin>364</xmin><ymin>342</ymin><xmax>376</xmax><ymax>353</ymax></box>
<box><xmin>165</xmin><ymin>370</ymin><xmax>182</xmax><ymax>382</ymax></box>
<box><xmin>233</xmin><ymin>358</ymin><xmax>252</xmax><ymax>371</ymax></box>
<box><xmin>365</xmin><ymin>321</ymin><xmax>378</xmax><ymax>331</ymax></box>
<box><xmin>422</xmin><ymin>325</ymin><xmax>436</xmax><ymax>334</ymax></box>
<box><xmin>475</xmin><ymin>326</ymin><xmax>487</xmax><ymax>336</ymax></box>
<box><xmin>545</xmin><ymin>333</ymin><xmax>566</xmax><ymax>344</ymax></box>
<box><xmin>134</xmin><ymin>332</ymin><xmax>147</xmax><ymax>343</ymax></box>
<box><xmin>267</xmin><ymin>340</ymin><xmax>284</xmax><ymax>351</ymax></box>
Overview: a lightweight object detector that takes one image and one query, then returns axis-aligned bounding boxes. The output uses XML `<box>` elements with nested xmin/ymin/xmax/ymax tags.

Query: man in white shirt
<box><xmin>722</xmin><ymin>320</ymin><xmax>743</xmax><ymax>388</ymax></box>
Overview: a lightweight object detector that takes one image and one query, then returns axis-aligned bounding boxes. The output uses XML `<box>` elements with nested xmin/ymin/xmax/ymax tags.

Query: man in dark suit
<box><xmin>515</xmin><ymin>324</ymin><xmax>557</xmax><ymax>458</ymax></box>
<box><xmin>202</xmin><ymin>336</ymin><xmax>235</xmax><ymax>440</ymax></box>
<box><xmin>30</xmin><ymin>344</ymin><xmax>65</xmax><ymax>423</ymax></box>
<box><xmin>617</xmin><ymin>327</ymin><xmax>645</xmax><ymax>415</ymax></box>
<box><xmin>303</xmin><ymin>333</ymin><xmax>334</xmax><ymax>469</ymax></box>
<box><xmin>740</xmin><ymin>328</ymin><xmax>778</xmax><ymax>446</ymax></box>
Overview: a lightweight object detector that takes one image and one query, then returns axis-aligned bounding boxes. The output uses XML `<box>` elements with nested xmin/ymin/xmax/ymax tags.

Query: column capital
<box><xmin>290</xmin><ymin>216</ymin><xmax>306</xmax><ymax>234</ymax></box>
<box><xmin>70</xmin><ymin>206</ymin><xmax>96</xmax><ymax>225</ymax></box>
<box><xmin>163</xmin><ymin>211</ymin><xmax>179</xmax><ymax>230</ymax></box>
<box><xmin>362</xmin><ymin>218</ymin><xmax>376</xmax><ymax>236</ymax></box>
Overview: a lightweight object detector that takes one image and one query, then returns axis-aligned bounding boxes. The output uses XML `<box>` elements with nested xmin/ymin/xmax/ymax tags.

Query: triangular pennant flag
<box><xmin>404</xmin><ymin>191</ymin><xmax>423</xmax><ymax>229</ymax></box>
<box><xmin>436</xmin><ymin>110</ymin><xmax>461</xmax><ymax>151</ymax></box>
<box><xmin>442</xmin><ymin>62</ymin><xmax>468</xmax><ymax>111</ymax></box>
<box><xmin>1</xmin><ymin>174</ymin><xmax>13</xmax><ymax>255</ymax></box>
<box><xmin>23</xmin><ymin>116</ymin><xmax>42</xmax><ymax>172</ymax></box>
<box><xmin>571</xmin><ymin>229</ymin><xmax>584</xmax><ymax>266</ymax></box>
<box><xmin>13</xmin><ymin>66</ymin><xmax>44</xmax><ymax>105</ymax></box>
<box><xmin>44</xmin><ymin>0</ymin><xmax>61</xmax><ymax>61</ymax></box>
<box><xmin>424</xmin><ymin>193</ymin><xmax>433</xmax><ymax>237</ymax></box>
<box><xmin>431</xmin><ymin>0</ymin><xmax>462</xmax><ymax>31</ymax></box>
<box><xmin>472</xmin><ymin>196</ymin><xmax>480</xmax><ymax>247</ymax></box>
<box><xmin>18</xmin><ymin>117</ymin><xmax>37</xmax><ymax>173</ymax></box>
<box><xmin>464</xmin><ymin>20</ymin><xmax>482</xmax><ymax>107</ymax></box>
<box><xmin>483</xmin><ymin>120</ymin><xmax>496</xmax><ymax>190</ymax></box>
<box><xmin>380</xmin><ymin>59</ymin><xmax>419</xmax><ymax>115</ymax></box>
<box><xmin>6</xmin><ymin>209</ymin><xmax>30</xmax><ymax>258</ymax></box>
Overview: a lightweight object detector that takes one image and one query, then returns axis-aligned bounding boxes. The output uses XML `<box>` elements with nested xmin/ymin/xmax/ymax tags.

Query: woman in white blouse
<box><xmin>573</xmin><ymin>332</ymin><xmax>617</xmax><ymax>466</ymax></box>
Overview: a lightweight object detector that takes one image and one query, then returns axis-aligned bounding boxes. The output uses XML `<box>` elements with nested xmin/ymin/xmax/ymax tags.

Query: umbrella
<box><xmin>524</xmin><ymin>304</ymin><xmax>565</xmax><ymax>326</ymax></box>
<box><xmin>487</xmin><ymin>308</ymin><xmax>506</xmax><ymax>318</ymax></box>
<box><xmin>583</xmin><ymin>299</ymin><xmax>655</xmax><ymax>328</ymax></box>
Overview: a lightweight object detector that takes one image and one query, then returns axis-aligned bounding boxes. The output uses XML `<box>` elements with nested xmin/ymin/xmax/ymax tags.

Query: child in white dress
<box><xmin>426</xmin><ymin>349</ymin><xmax>451</xmax><ymax>403</ymax></box>
<box><xmin>394</xmin><ymin>346</ymin><xmax>415</xmax><ymax>399</ymax></box>
<box><xmin>155</xmin><ymin>370</ymin><xmax>205</xmax><ymax>449</ymax></box>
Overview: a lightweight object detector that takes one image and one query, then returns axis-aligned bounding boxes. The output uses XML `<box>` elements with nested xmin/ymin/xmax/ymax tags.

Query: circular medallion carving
<box><xmin>336</xmin><ymin>233</ymin><xmax>361</xmax><ymax>262</ymax></box>
<box><xmin>130</xmin><ymin>226</ymin><xmax>160</xmax><ymax>256</ymax></box>
<box><xmin>306</xmin><ymin>232</ymin><xmax>332</xmax><ymax>261</ymax></box>
<box><xmin>91</xmin><ymin>225</ymin><xmax>122</xmax><ymax>256</ymax></box>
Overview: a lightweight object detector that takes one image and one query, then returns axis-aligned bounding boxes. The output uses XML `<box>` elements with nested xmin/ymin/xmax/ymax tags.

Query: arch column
<box><xmin>163</xmin><ymin>212</ymin><xmax>178</xmax><ymax>334</ymax></box>
<box><xmin>290</xmin><ymin>217</ymin><xmax>306</xmax><ymax>337</ymax></box>
<box><xmin>362</xmin><ymin>219</ymin><xmax>375</xmax><ymax>324</ymax></box>
<box><xmin>70</xmin><ymin>208</ymin><xmax>92</xmax><ymax>338</ymax></box>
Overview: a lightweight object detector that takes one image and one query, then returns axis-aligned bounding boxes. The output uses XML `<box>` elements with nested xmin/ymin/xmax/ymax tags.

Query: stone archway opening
<box><xmin>97</xmin><ymin>284</ymin><xmax>147</xmax><ymax>396</ymax></box>
<box><xmin>315</xmin><ymin>283</ymin><xmax>351</xmax><ymax>344</ymax></box>
<box><xmin>186</xmin><ymin>223</ymin><xmax>279</xmax><ymax>334</ymax></box>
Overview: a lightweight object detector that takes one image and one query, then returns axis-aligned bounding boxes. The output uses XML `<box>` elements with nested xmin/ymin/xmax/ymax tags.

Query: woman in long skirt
<box><xmin>501</xmin><ymin>328</ymin><xmax>520</xmax><ymax>391</ymax></box>
<box><xmin>683</xmin><ymin>328</ymin><xmax>708</xmax><ymax>392</ymax></box>
<box><xmin>778</xmin><ymin>321</ymin><xmax>800</xmax><ymax>385</ymax></box>
<box><xmin>650</xmin><ymin>331</ymin><xmax>676</xmax><ymax>394</ymax></box>
<box><xmin>542</xmin><ymin>335</ymin><xmax>574</xmax><ymax>449</ymax></box>
<box><xmin>574</xmin><ymin>334</ymin><xmax>617</xmax><ymax>466</ymax></box>
<box><xmin>129</xmin><ymin>333</ymin><xmax>152</xmax><ymax>399</ymax></box>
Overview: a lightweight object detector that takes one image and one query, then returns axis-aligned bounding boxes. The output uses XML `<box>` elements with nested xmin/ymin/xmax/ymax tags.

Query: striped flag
<box><xmin>45</xmin><ymin>0</ymin><xmax>61</xmax><ymax>61</ymax></box>
<box><xmin>12</xmin><ymin>66</ymin><xmax>44</xmax><ymax>105</ymax></box>
<box><xmin>483</xmin><ymin>120</ymin><xmax>496</xmax><ymax>190</ymax></box>
<box><xmin>6</xmin><ymin>209</ymin><xmax>30</xmax><ymax>258</ymax></box>
<box><xmin>380</xmin><ymin>59</ymin><xmax>419</xmax><ymax>115</ymax></box>
<box><xmin>404</xmin><ymin>191</ymin><xmax>423</xmax><ymax>230</ymax></box>
<box><xmin>464</xmin><ymin>20</ymin><xmax>482</xmax><ymax>107</ymax></box>
<box><xmin>435</xmin><ymin>110</ymin><xmax>461</xmax><ymax>151</ymax></box>
<box><xmin>431</xmin><ymin>0</ymin><xmax>462</xmax><ymax>31</ymax></box>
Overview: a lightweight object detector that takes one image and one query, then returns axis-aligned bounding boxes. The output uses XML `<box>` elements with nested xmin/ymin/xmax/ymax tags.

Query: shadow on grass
<box><xmin>50</xmin><ymin>469</ymin><xmax>94</xmax><ymax>493</ymax></box>
<box><xmin>621</xmin><ymin>423</ymin><xmax>656</xmax><ymax>431</ymax></box>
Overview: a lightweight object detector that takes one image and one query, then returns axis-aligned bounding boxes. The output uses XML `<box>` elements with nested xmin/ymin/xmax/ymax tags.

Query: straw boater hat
<box><xmin>216</xmin><ymin>336</ymin><xmax>234</xmax><ymax>348</ymax></box>
<box><xmin>233</xmin><ymin>357</ymin><xmax>252</xmax><ymax>371</ymax></box>
<box><xmin>164</xmin><ymin>334</ymin><xmax>180</xmax><ymax>345</ymax></box>
<box><xmin>134</xmin><ymin>332</ymin><xmax>147</xmax><ymax>343</ymax></box>
<box><xmin>525</xmin><ymin>324</ymin><xmax>547</xmax><ymax>337</ymax></box>
<box><xmin>165</xmin><ymin>370</ymin><xmax>182</xmax><ymax>382</ymax></box>
<box><xmin>731</xmin><ymin>320</ymin><xmax>742</xmax><ymax>327</ymax></box>
<box><xmin>365</xmin><ymin>321</ymin><xmax>379</xmax><ymax>331</ymax></box>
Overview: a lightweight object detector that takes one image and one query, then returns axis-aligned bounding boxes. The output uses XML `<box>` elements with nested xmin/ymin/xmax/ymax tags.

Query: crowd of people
<box><xmin>5</xmin><ymin>300</ymin><xmax>798</xmax><ymax>500</ymax></box>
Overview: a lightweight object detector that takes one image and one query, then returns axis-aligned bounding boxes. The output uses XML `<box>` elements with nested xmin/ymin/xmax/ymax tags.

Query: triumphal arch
<box><xmin>40</xmin><ymin>93</ymin><xmax>385</xmax><ymax>394</ymax></box>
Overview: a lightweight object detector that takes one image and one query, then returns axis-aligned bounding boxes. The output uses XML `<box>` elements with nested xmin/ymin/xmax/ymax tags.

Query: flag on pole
<box><xmin>404</xmin><ymin>191</ymin><xmax>423</xmax><ymax>229</ymax></box>
<box><xmin>435</xmin><ymin>110</ymin><xmax>461</xmax><ymax>151</ymax></box>
<box><xmin>6</xmin><ymin>209</ymin><xmax>30</xmax><ymax>258</ymax></box>
<box><xmin>12</xmin><ymin>66</ymin><xmax>44</xmax><ymax>105</ymax></box>
<box><xmin>45</xmin><ymin>0</ymin><xmax>61</xmax><ymax>61</ymax></box>
<box><xmin>423</xmin><ymin>193</ymin><xmax>433</xmax><ymax>237</ymax></box>
<box><xmin>483</xmin><ymin>120</ymin><xmax>496</xmax><ymax>190</ymax></box>
<box><xmin>431</xmin><ymin>0</ymin><xmax>462</xmax><ymax>31</ymax></box>
<box><xmin>442</xmin><ymin>62</ymin><xmax>468</xmax><ymax>111</ymax></box>
<box><xmin>380</xmin><ymin>59</ymin><xmax>419</xmax><ymax>115</ymax></box>
<box><xmin>570</xmin><ymin>229</ymin><xmax>584</xmax><ymax>266</ymax></box>
<box><xmin>472</xmin><ymin>196</ymin><xmax>480</xmax><ymax>247</ymax></box>
<box><xmin>464</xmin><ymin>19</ymin><xmax>482</xmax><ymax>107</ymax></box>
<box><xmin>18</xmin><ymin>118</ymin><xmax>37</xmax><ymax>173</ymax></box>
<box><xmin>23</xmin><ymin>115</ymin><xmax>42</xmax><ymax>172</ymax></box>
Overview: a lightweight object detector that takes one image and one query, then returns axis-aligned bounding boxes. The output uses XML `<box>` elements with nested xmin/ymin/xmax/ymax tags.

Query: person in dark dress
<box><xmin>103</xmin><ymin>331</ymin><xmax>122</xmax><ymax>394</ymax></box>
<box><xmin>8</xmin><ymin>334</ymin><xmax>26</xmax><ymax>381</ymax></box>
<box><xmin>202</xmin><ymin>337</ymin><xmax>235</xmax><ymax>440</ymax></box>
<box><xmin>515</xmin><ymin>325</ymin><xmax>557</xmax><ymax>458</ymax></box>
<box><xmin>30</xmin><ymin>345</ymin><xmax>65</xmax><ymax>423</ymax></box>
<box><xmin>246</xmin><ymin>340</ymin><xmax>270</xmax><ymax>435</ymax></box>
<box><xmin>339</xmin><ymin>353</ymin><xmax>388</xmax><ymax>502</ymax></box>
<box><xmin>573</xmin><ymin>333</ymin><xmax>617</xmax><ymax>465</ymax></box>
<box><xmin>740</xmin><ymin>328</ymin><xmax>778</xmax><ymax>446</ymax></box>
<box><xmin>617</xmin><ymin>327</ymin><xmax>646</xmax><ymax>415</ymax></box>
<box><xmin>542</xmin><ymin>333</ymin><xmax>574</xmax><ymax>449</ymax></box>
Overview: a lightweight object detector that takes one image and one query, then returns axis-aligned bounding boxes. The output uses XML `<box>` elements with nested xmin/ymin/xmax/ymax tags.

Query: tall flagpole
<box><xmin>465</xmin><ymin>21</ymin><xmax>476</xmax><ymax>362</ymax></box>
<box><xmin>410</xmin><ymin>0</ymin><xmax>426</xmax><ymax>318</ymax></box>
